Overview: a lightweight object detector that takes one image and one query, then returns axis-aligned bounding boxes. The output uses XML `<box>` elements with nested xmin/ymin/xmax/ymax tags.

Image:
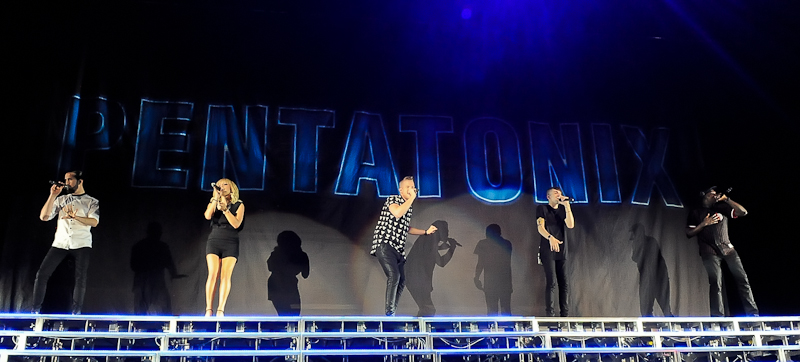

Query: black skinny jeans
<box><xmin>375</xmin><ymin>243</ymin><xmax>405</xmax><ymax>316</ymax></box>
<box><xmin>32</xmin><ymin>247</ymin><xmax>91</xmax><ymax>314</ymax></box>
<box><xmin>542</xmin><ymin>258</ymin><xmax>569</xmax><ymax>317</ymax></box>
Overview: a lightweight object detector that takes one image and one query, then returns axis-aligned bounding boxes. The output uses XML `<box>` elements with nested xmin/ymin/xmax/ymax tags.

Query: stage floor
<box><xmin>1</xmin><ymin>314</ymin><xmax>798</xmax><ymax>361</ymax></box>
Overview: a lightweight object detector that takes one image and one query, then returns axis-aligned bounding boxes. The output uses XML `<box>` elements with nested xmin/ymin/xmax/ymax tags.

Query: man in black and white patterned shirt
<box><xmin>371</xmin><ymin>176</ymin><xmax>437</xmax><ymax>316</ymax></box>
<box><xmin>32</xmin><ymin>171</ymin><xmax>99</xmax><ymax>314</ymax></box>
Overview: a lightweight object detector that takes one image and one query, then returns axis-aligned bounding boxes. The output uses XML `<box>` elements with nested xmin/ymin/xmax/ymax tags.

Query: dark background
<box><xmin>2</xmin><ymin>0</ymin><xmax>798</xmax><ymax>316</ymax></box>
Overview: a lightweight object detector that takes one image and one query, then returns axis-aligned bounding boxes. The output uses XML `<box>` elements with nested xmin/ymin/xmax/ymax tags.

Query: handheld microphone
<box><xmin>49</xmin><ymin>180</ymin><xmax>65</xmax><ymax>186</ymax></box>
<box><xmin>560</xmin><ymin>196</ymin><xmax>575</xmax><ymax>203</ymax></box>
<box><xmin>211</xmin><ymin>182</ymin><xmax>221</xmax><ymax>191</ymax></box>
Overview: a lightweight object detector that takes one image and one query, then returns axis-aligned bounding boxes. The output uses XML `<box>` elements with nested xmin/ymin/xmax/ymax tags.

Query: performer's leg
<box><xmin>375</xmin><ymin>244</ymin><xmax>401</xmax><ymax>316</ymax></box>
<box><xmin>555</xmin><ymin>260</ymin><xmax>569</xmax><ymax>317</ymax></box>
<box><xmin>217</xmin><ymin>256</ymin><xmax>238</xmax><ymax>316</ymax></box>
<box><xmin>395</xmin><ymin>258</ymin><xmax>406</xmax><ymax>310</ymax></box>
<box><xmin>724</xmin><ymin>251</ymin><xmax>759</xmax><ymax>316</ymax></box>
<box><xmin>70</xmin><ymin>247</ymin><xmax>91</xmax><ymax>314</ymax></box>
<box><xmin>701</xmin><ymin>254</ymin><xmax>725</xmax><ymax>317</ymax></box>
<box><xmin>31</xmin><ymin>248</ymin><xmax>69</xmax><ymax>313</ymax></box>
<box><xmin>205</xmin><ymin>254</ymin><xmax>221</xmax><ymax>316</ymax></box>
<box><xmin>541</xmin><ymin>258</ymin><xmax>556</xmax><ymax>317</ymax></box>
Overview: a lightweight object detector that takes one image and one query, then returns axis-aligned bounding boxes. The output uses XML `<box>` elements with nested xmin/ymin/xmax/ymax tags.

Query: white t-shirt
<box><xmin>46</xmin><ymin>193</ymin><xmax>100</xmax><ymax>249</ymax></box>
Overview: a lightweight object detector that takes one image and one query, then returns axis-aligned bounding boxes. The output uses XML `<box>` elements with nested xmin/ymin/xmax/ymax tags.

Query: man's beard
<box><xmin>64</xmin><ymin>185</ymin><xmax>77</xmax><ymax>194</ymax></box>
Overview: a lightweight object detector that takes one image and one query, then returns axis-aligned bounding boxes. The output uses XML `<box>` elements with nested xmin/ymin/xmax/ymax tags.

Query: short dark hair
<box><xmin>700</xmin><ymin>186</ymin><xmax>717</xmax><ymax>198</ymax></box>
<box><xmin>68</xmin><ymin>170</ymin><xmax>83</xmax><ymax>181</ymax></box>
<box><xmin>546</xmin><ymin>186</ymin><xmax>562</xmax><ymax>194</ymax></box>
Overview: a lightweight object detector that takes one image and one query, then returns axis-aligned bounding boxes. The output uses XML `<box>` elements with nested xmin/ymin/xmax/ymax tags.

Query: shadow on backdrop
<box><xmin>130</xmin><ymin>222</ymin><xmax>185</xmax><ymax>315</ymax></box>
<box><xmin>629</xmin><ymin>223</ymin><xmax>673</xmax><ymax>316</ymax></box>
<box><xmin>474</xmin><ymin>224</ymin><xmax>513</xmax><ymax>316</ymax></box>
<box><xmin>267</xmin><ymin>230</ymin><xmax>310</xmax><ymax>316</ymax></box>
<box><xmin>405</xmin><ymin>220</ymin><xmax>459</xmax><ymax>317</ymax></box>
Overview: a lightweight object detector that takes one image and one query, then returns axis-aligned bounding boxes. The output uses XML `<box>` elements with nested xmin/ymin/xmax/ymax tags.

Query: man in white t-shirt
<box><xmin>32</xmin><ymin>171</ymin><xmax>99</xmax><ymax>314</ymax></box>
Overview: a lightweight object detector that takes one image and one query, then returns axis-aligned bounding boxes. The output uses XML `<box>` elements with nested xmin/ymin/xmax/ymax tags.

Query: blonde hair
<box><xmin>399</xmin><ymin>176</ymin><xmax>414</xmax><ymax>187</ymax></box>
<box><xmin>217</xmin><ymin>178</ymin><xmax>241</xmax><ymax>204</ymax></box>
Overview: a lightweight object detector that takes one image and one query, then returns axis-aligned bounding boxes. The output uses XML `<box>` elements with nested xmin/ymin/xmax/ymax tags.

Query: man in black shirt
<box><xmin>536</xmin><ymin>187</ymin><xmax>575</xmax><ymax>317</ymax></box>
<box><xmin>686</xmin><ymin>186</ymin><xmax>758</xmax><ymax>316</ymax></box>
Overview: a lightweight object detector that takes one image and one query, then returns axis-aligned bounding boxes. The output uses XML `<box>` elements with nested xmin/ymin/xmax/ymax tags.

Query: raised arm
<box><xmin>720</xmin><ymin>195</ymin><xmax>747</xmax><ymax>217</ymax></box>
<box><xmin>388</xmin><ymin>191</ymin><xmax>416</xmax><ymax>219</ymax></box>
<box><xmin>204</xmin><ymin>189</ymin><xmax>220</xmax><ymax>220</ymax></box>
<box><xmin>40</xmin><ymin>184</ymin><xmax>63</xmax><ymax>221</ymax></box>
<box><xmin>562</xmin><ymin>201</ymin><xmax>575</xmax><ymax>229</ymax></box>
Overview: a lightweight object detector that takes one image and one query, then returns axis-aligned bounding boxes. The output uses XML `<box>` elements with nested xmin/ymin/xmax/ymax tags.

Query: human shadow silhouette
<box><xmin>130</xmin><ymin>222</ymin><xmax>185</xmax><ymax>315</ymax></box>
<box><xmin>473</xmin><ymin>224</ymin><xmax>513</xmax><ymax>316</ymax></box>
<box><xmin>629</xmin><ymin>223</ymin><xmax>673</xmax><ymax>316</ymax></box>
<box><xmin>267</xmin><ymin>230</ymin><xmax>310</xmax><ymax>316</ymax></box>
<box><xmin>405</xmin><ymin>220</ymin><xmax>459</xmax><ymax>316</ymax></box>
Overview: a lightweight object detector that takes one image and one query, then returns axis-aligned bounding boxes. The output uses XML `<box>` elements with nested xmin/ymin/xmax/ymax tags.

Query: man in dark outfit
<box><xmin>686</xmin><ymin>186</ymin><xmax>758</xmax><ymax>316</ymax></box>
<box><xmin>536</xmin><ymin>187</ymin><xmax>575</xmax><ymax>317</ymax></box>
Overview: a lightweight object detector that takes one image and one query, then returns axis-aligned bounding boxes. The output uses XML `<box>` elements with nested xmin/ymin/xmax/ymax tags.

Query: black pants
<box><xmin>32</xmin><ymin>247</ymin><xmax>91</xmax><ymax>314</ymax></box>
<box><xmin>701</xmin><ymin>250</ymin><xmax>759</xmax><ymax>316</ymax></box>
<box><xmin>542</xmin><ymin>258</ymin><xmax>569</xmax><ymax>317</ymax></box>
<box><xmin>375</xmin><ymin>244</ymin><xmax>405</xmax><ymax>316</ymax></box>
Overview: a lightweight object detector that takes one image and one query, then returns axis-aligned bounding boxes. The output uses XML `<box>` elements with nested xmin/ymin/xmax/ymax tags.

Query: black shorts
<box><xmin>206</xmin><ymin>235</ymin><xmax>239</xmax><ymax>259</ymax></box>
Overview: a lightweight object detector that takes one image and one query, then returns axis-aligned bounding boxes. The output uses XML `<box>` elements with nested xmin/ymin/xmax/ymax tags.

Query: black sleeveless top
<box><xmin>209</xmin><ymin>201</ymin><xmax>244</xmax><ymax>236</ymax></box>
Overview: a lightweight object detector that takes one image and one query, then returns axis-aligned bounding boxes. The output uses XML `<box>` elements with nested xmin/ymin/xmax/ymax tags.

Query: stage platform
<box><xmin>0</xmin><ymin>314</ymin><xmax>798</xmax><ymax>362</ymax></box>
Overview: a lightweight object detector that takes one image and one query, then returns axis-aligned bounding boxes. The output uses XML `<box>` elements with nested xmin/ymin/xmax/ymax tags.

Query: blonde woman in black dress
<box><xmin>203</xmin><ymin>178</ymin><xmax>245</xmax><ymax>316</ymax></box>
